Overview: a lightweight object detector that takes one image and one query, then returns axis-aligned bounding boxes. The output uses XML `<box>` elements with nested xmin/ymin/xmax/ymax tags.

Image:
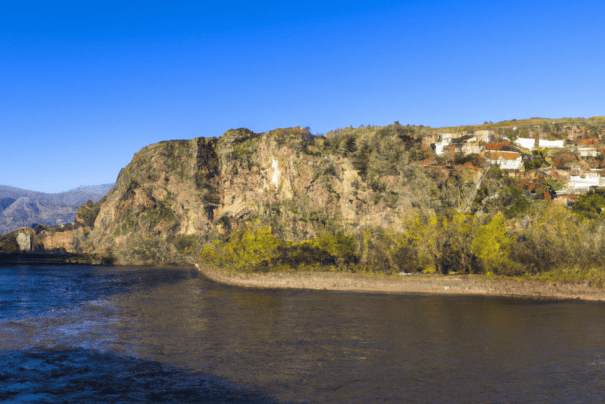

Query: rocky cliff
<box><xmin>0</xmin><ymin>125</ymin><xmax>481</xmax><ymax>266</ymax></box>
<box><xmin>5</xmin><ymin>118</ymin><xmax>605</xmax><ymax>282</ymax></box>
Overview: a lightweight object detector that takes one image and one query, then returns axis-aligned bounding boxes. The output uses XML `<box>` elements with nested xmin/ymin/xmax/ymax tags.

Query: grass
<box><xmin>529</xmin><ymin>266</ymin><xmax>605</xmax><ymax>288</ymax></box>
<box><xmin>426</xmin><ymin>116</ymin><xmax>605</xmax><ymax>134</ymax></box>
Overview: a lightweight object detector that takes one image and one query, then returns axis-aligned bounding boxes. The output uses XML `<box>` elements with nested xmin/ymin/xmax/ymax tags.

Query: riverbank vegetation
<box><xmin>193</xmin><ymin>196</ymin><xmax>605</xmax><ymax>287</ymax></box>
<box><xmin>187</xmin><ymin>119</ymin><xmax>605</xmax><ymax>286</ymax></box>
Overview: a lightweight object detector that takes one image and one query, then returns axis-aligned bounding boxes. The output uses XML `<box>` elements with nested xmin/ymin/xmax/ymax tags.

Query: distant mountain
<box><xmin>67</xmin><ymin>184</ymin><xmax>115</xmax><ymax>195</ymax></box>
<box><xmin>0</xmin><ymin>184</ymin><xmax>114</xmax><ymax>234</ymax></box>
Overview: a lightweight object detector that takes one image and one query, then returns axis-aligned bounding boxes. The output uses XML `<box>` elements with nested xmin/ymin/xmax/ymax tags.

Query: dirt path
<box><xmin>196</xmin><ymin>265</ymin><xmax>605</xmax><ymax>301</ymax></box>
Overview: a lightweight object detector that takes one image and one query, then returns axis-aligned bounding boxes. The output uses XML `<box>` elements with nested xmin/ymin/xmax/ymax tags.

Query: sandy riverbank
<box><xmin>196</xmin><ymin>264</ymin><xmax>605</xmax><ymax>301</ymax></box>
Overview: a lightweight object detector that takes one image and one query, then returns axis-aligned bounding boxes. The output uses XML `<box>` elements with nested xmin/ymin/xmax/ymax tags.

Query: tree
<box><xmin>553</xmin><ymin>151</ymin><xmax>575</xmax><ymax>169</ymax></box>
<box><xmin>571</xmin><ymin>192</ymin><xmax>605</xmax><ymax>219</ymax></box>
<box><xmin>472</xmin><ymin>213</ymin><xmax>514</xmax><ymax>274</ymax></box>
<box><xmin>500</xmin><ymin>186</ymin><xmax>530</xmax><ymax>218</ymax></box>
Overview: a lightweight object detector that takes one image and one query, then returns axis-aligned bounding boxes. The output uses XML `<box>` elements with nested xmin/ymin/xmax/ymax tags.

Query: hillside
<box><xmin>64</xmin><ymin>127</ymin><xmax>483</xmax><ymax>266</ymax></box>
<box><xmin>2</xmin><ymin>118</ymin><xmax>605</xmax><ymax>284</ymax></box>
<box><xmin>0</xmin><ymin>184</ymin><xmax>114</xmax><ymax>234</ymax></box>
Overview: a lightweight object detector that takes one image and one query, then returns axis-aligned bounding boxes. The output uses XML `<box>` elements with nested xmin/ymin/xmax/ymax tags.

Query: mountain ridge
<box><xmin>0</xmin><ymin>183</ymin><xmax>114</xmax><ymax>234</ymax></box>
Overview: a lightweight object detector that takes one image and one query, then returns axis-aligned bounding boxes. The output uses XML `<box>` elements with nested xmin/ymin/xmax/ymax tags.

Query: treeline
<box><xmin>188</xmin><ymin>194</ymin><xmax>605</xmax><ymax>285</ymax></box>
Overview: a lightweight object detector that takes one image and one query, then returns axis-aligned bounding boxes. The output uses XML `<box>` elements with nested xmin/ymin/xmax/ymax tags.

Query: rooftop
<box><xmin>488</xmin><ymin>151</ymin><xmax>522</xmax><ymax>160</ymax></box>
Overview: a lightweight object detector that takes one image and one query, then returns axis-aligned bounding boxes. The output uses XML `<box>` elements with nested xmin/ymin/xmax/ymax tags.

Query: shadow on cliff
<box><xmin>0</xmin><ymin>347</ymin><xmax>278</xmax><ymax>403</ymax></box>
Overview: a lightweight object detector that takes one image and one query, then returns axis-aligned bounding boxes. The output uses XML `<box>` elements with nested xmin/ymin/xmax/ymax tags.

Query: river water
<box><xmin>1</xmin><ymin>265</ymin><xmax>605</xmax><ymax>403</ymax></box>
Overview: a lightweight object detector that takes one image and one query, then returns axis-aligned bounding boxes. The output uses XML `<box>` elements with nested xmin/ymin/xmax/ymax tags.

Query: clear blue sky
<box><xmin>2</xmin><ymin>0</ymin><xmax>604</xmax><ymax>193</ymax></box>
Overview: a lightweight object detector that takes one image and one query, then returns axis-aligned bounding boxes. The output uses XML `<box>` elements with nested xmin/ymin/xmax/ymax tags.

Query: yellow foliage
<box><xmin>472</xmin><ymin>213</ymin><xmax>514</xmax><ymax>273</ymax></box>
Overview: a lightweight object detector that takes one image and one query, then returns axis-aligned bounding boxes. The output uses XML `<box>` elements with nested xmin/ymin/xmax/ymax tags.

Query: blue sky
<box><xmin>2</xmin><ymin>0</ymin><xmax>604</xmax><ymax>193</ymax></box>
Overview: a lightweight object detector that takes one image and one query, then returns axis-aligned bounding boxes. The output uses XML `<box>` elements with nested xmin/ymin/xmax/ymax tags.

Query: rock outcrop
<box><xmin>2</xmin><ymin>125</ymin><xmax>479</xmax><ymax>265</ymax></box>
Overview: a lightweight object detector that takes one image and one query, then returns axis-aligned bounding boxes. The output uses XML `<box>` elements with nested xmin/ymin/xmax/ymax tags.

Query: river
<box><xmin>1</xmin><ymin>265</ymin><xmax>605</xmax><ymax>403</ymax></box>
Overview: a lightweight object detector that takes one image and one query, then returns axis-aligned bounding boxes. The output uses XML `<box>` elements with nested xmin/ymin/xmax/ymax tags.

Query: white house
<box><xmin>568</xmin><ymin>172</ymin><xmax>605</xmax><ymax>190</ymax></box>
<box><xmin>439</xmin><ymin>133</ymin><xmax>454</xmax><ymax>143</ymax></box>
<box><xmin>433</xmin><ymin>133</ymin><xmax>454</xmax><ymax>155</ymax></box>
<box><xmin>514</xmin><ymin>137</ymin><xmax>536</xmax><ymax>150</ymax></box>
<box><xmin>538</xmin><ymin>139</ymin><xmax>564</xmax><ymax>149</ymax></box>
<box><xmin>487</xmin><ymin>151</ymin><xmax>523</xmax><ymax>170</ymax></box>
<box><xmin>578</xmin><ymin>147</ymin><xmax>600</xmax><ymax>157</ymax></box>
<box><xmin>434</xmin><ymin>132</ymin><xmax>486</xmax><ymax>156</ymax></box>
<box><xmin>514</xmin><ymin>137</ymin><xmax>564</xmax><ymax>150</ymax></box>
<box><xmin>434</xmin><ymin>142</ymin><xmax>446</xmax><ymax>155</ymax></box>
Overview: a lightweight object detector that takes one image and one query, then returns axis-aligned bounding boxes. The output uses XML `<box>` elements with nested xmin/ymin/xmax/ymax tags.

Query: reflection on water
<box><xmin>1</xmin><ymin>265</ymin><xmax>605</xmax><ymax>403</ymax></box>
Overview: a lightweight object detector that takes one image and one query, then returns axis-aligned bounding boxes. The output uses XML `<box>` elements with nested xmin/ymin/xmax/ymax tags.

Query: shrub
<box><xmin>76</xmin><ymin>200</ymin><xmax>102</xmax><ymax>227</ymax></box>
<box><xmin>199</xmin><ymin>226</ymin><xmax>358</xmax><ymax>272</ymax></box>
<box><xmin>500</xmin><ymin>186</ymin><xmax>530</xmax><ymax>218</ymax></box>
<box><xmin>472</xmin><ymin>213</ymin><xmax>514</xmax><ymax>274</ymax></box>
<box><xmin>173</xmin><ymin>234</ymin><xmax>200</xmax><ymax>255</ymax></box>
<box><xmin>572</xmin><ymin>193</ymin><xmax>605</xmax><ymax>219</ymax></box>
<box><xmin>553</xmin><ymin>151</ymin><xmax>575</xmax><ymax>168</ymax></box>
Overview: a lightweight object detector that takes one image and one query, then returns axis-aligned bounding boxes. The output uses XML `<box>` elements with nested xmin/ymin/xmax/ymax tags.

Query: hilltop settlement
<box><xmin>2</xmin><ymin>116</ymin><xmax>605</xmax><ymax>287</ymax></box>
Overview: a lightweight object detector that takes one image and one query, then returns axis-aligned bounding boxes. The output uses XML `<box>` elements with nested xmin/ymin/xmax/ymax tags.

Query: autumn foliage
<box><xmin>484</xmin><ymin>141</ymin><xmax>510</xmax><ymax>151</ymax></box>
<box><xmin>553</xmin><ymin>151</ymin><xmax>575</xmax><ymax>168</ymax></box>
<box><xmin>578</xmin><ymin>138</ymin><xmax>599</xmax><ymax>146</ymax></box>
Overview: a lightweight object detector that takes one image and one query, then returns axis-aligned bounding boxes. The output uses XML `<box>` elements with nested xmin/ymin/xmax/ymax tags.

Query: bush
<box><xmin>509</xmin><ymin>203</ymin><xmax>605</xmax><ymax>273</ymax></box>
<box><xmin>500</xmin><ymin>186</ymin><xmax>530</xmax><ymax>218</ymax></box>
<box><xmin>472</xmin><ymin>214</ymin><xmax>514</xmax><ymax>274</ymax></box>
<box><xmin>76</xmin><ymin>200</ymin><xmax>102</xmax><ymax>227</ymax></box>
<box><xmin>572</xmin><ymin>193</ymin><xmax>605</xmax><ymax>219</ymax></box>
<box><xmin>455</xmin><ymin>153</ymin><xmax>483</xmax><ymax>168</ymax></box>
<box><xmin>553</xmin><ymin>151</ymin><xmax>575</xmax><ymax>168</ymax></box>
<box><xmin>172</xmin><ymin>234</ymin><xmax>200</xmax><ymax>255</ymax></box>
<box><xmin>199</xmin><ymin>226</ymin><xmax>358</xmax><ymax>272</ymax></box>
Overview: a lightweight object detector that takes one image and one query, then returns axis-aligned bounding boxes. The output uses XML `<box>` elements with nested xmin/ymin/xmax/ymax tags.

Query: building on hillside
<box><xmin>486</xmin><ymin>151</ymin><xmax>523</xmax><ymax>170</ymax></box>
<box><xmin>433</xmin><ymin>133</ymin><xmax>454</xmax><ymax>155</ymax></box>
<box><xmin>567</xmin><ymin>172</ymin><xmax>605</xmax><ymax>190</ymax></box>
<box><xmin>538</xmin><ymin>139</ymin><xmax>565</xmax><ymax>149</ymax></box>
<box><xmin>514</xmin><ymin>137</ymin><xmax>565</xmax><ymax>150</ymax></box>
<box><xmin>432</xmin><ymin>132</ymin><xmax>485</xmax><ymax>156</ymax></box>
<box><xmin>450</xmin><ymin>134</ymin><xmax>483</xmax><ymax>155</ymax></box>
<box><xmin>473</xmin><ymin>130</ymin><xmax>493</xmax><ymax>142</ymax></box>
<box><xmin>439</xmin><ymin>133</ymin><xmax>454</xmax><ymax>142</ymax></box>
<box><xmin>553</xmin><ymin>189</ymin><xmax>582</xmax><ymax>206</ymax></box>
<box><xmin>514</xmin><ymin>137</ymin><xmax>537</xmax><ymax>150</ymax></box>
<box><xmin>456</xmin><ymin>142</ymin><xmax>482</xmax><ymax>155</ymax></box>
<box><xmin>578</xmin><ymin>147</ymin><xmax>600</xmax><ymax>157</ymax></box>
<box><xmin>577</xmin><ymin>138</ymin><xmax>599</xmax><ymax>147</ymax></box>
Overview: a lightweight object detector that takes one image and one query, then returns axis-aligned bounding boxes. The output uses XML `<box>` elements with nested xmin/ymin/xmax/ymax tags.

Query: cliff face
<box><xmin>1</xmin><ymin>125</ymin><xmax>483</xmax><ymax>265</ymax></box>
<box><xmin>6</xmin><ymin>118</ymin><xmax>605</xmax><ymax>279</ymax></box>
<box><xmin>45</xmin><ymin>125</ymin><xmax>475</xmax><ymax>265</ymax></box>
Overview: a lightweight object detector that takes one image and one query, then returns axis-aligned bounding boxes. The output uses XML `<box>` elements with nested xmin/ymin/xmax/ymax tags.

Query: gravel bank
<box><xmin>196</xmin><ymin>265</ymin><xmax>605</xmax><ymax>301</ymax></box>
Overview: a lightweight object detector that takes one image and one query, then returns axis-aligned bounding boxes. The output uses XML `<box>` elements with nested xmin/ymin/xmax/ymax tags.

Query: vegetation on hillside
<box><xmin>6</xmin><ymin>116</ymin><xmax>605</xmax><ymax>287</ymax></box>
<box><xmin>191</xmin><ymin>119</ymin><xmax>605</xmax><ymax>286</ymax></box>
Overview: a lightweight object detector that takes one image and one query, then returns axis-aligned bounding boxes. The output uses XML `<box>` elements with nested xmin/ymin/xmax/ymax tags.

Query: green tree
<box><xmin>572</xmin><ymin>193</ymin><xmax>605</xmax><ymax>219</ymax></box>
<box><xmin>434</xmin><ymin>214</ymin><xmax>481</xmax><ymax>274</ymax></box>
<box><xmin>472</xmin><ymin>213</ymin><xmax>514</xmax><ymax>274</ymax></box>
<box><xmin>500</xmin><ymin>186</ymin><xmax>530</xmax><ymax>218</ymax></box>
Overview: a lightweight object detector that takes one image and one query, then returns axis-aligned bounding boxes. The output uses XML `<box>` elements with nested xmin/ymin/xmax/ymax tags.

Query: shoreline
<box><xmin>195</xmin><ymin>264</ymin><xmax>605</xmax><ymax>302</ymax></box>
